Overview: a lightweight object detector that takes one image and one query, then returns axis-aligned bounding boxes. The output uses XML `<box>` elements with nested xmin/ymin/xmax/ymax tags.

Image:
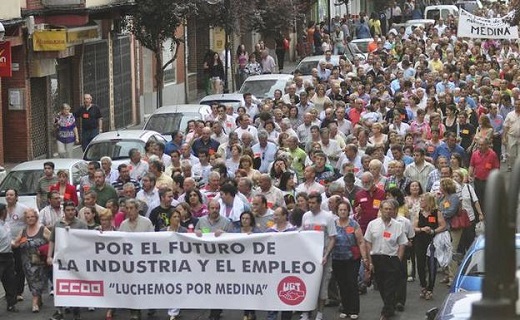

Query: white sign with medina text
<box><xmin>457</xmin><ymin>8</ymin><xmax>519</xmax><ymax>39</ymax></box>
<box><xmin>52</xmin><ymin>229</ymin><xmax>324</xmax><ymax>310</ymax></box>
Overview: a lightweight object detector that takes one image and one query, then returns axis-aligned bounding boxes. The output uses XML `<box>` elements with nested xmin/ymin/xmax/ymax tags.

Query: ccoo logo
<box><xmin>277</xmin><ymin>276</ymin><xmax>306</xmax><ymax>305</ymax></box>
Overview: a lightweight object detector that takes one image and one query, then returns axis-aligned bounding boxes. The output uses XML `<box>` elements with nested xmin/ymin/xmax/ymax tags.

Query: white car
<box><xmin>350</xmin><ymin>39</ymin><xmax>371</xmax><ymax>60</ymax></box>
<box><xmin>0</xmin><ymin>159</ymin><xmax>88</xmax><ymax>210</ymax></box>
<box><xmin>143</xmin><ymin>104</ymin><xmax>211</xmax><ymax>140</ymax></box>
<box><xmin>199</xmin><ymin>93</ymin><xmax>256</xmax><ymax>111</ymax></box>
<box><xmin>238</xmin><ymin>74</ymin><xmax>294</xmax><ymax>100</ymax></box>
<box><xmin>295</xmin><ymin>55</ymin><xmax>344</xmax><ymax>83</ymax></box>
<box><xmin>83</xmin><ymin>130</ymin><xmax>166</xmax><ymax>168</ymax></box>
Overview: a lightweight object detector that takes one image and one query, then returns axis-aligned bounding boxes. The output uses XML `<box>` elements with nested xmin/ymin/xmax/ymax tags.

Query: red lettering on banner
<box><xmin>56</xmin><ymin>279</ymin><xmax>104</xmax><ymax>296</ymax></box>
<box><xmin>0</xmin><ymin>41</ymin><xmax>12</xmax><ymax>77</ymax></box>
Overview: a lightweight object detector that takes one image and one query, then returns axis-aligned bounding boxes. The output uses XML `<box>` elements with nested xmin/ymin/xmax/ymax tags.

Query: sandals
<box><xmin>419</xmin><ymin>288</ymin><xmax>427</xmax><ymax>299</ymax></box>
<box><xmin>425</xmin><ymin>291</ymin><xmax>433</xmax><ymax>300</ymax></box>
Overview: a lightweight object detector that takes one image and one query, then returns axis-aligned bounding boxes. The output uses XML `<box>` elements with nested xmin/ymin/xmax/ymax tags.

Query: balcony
<box><xmin>42</xmin><ymin>0</ymin><xmax>84</xmax><ymax>6</ymax></box>
<box><xmin>85</xmin><ymin>0</ymin><xmax>133</xmax><ymax>8</ymax></box>
<box><xmin>0</xmin><ymin>0</ymin><xmax>21</xmax><ymax>20</ymax></box>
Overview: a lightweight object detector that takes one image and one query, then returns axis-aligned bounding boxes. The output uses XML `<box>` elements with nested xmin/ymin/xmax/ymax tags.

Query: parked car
<box><xmin>426</xmin><ymin>291</ymin><xmax>481</xmax><ymax>320</ymax></box>
<box><xmin>350</xmin><ymin>39</ymin><xmax>371</xmax><ymax>60</ymax></box>
<box><xmin>391</xmin><ymin>19</ymin><xmax>437</xmax><ymax>37</ymax></box>
<box><xmin>237</xmin><ymin>74</ymin><xmax>294</xmax><ymax>100</ymax></box>
<box><xmin>83</xmin><ymin>130</ymin><xmax>166</xmax><ymax>167</ymax></box>
<box><xmin>143</xmin><ymin>104</ymin><xmax>211</xmax><ymax>140</ymax></box>
<box><xmin>455</xmin><ymin>0</ymin><xmax>483</xmax><ymax>13</ymax></box>
<box><xmin>199</xmin><ymin>93</ymin><xmax>259</xmax><ymax>111</ymax></box>
<box><xmin>424</xmin><ymin>5</ymin><xmax>459</xmax><ymax>20</ymax></box>
<box><xmin>451</xmin><ymin>234</ymin><xmax>520</xmax><ymax>293</ymax></box>
<box><xmin>295</xmin><ymin>55</ymin><xmax>342</xmax><ymax>83</ymax></box>
<box><xmin>0</xmin><ymin>159</ymin><xmax>88</xmax><ymax>210</ymax></box>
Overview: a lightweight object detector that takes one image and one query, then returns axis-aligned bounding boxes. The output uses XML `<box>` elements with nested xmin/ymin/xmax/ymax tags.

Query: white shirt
<box><xmin>295</xmin><ymin>181</ymin><xmax>325</xmax><ymax>195</ymax></box>
<box><xmin>364</xmin><ymin>218</ymin><xmax>408</xmax><ymax>256</ymax></box>
<box><xmin>234</xmin><ymin>126</ymin><xmax>259</xmax><ymax>144</ymax></box>
<box><xmin>136</xmin><ymin>188</ymin><xmax>160</xmax><ymax>218</ymax></box>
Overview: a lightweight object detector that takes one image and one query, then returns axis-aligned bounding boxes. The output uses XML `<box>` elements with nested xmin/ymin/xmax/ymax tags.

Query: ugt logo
<box><xmin>277</xmin><ymin>276</ymin><xmax>306</xmax><ymax>305</ymax></box>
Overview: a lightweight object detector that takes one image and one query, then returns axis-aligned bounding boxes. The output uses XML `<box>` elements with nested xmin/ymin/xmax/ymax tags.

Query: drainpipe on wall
<box><xmin>108</xmin><ymin>29</ymin><xmax>115</xmax><ymax>131</ymax></box>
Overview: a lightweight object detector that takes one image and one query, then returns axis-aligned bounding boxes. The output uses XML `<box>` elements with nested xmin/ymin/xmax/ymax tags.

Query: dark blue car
<box><xmin>451</xmin><ymin>234</ymin><xmax>520</xmax><ymax>293</ymax></box>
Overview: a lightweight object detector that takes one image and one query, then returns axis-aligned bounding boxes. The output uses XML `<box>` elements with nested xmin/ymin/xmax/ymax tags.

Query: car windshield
<box><xmin>84</xmin><ymin>140</ymin><xmax>146</xmax><ymax>161</ymax></box>
<box><xmin>144</xmin><ymin>112</ymin><xmax>201</xmax><ymax>135</ymax></box>
<box><xmin>200</xmin><ymin>101</ymin><xmax>241</xmax><ymax>111</ymax></box>
<box><xmin>239</xmin><ymin>79</ymin><xmax>285</xmax><ymax>99</ymax></box>
<box><xmin>297</xmin><ymin>61</ymin><xmax>319</xmax><ymax>75</ymax></box>
<box><xmin>354</xmin><ymin>41</ymin><xmax>369</xmax><ymax>53</ymax></box>
<box><xmin>0</xmin><ymin>170</ymin><xmax>44</xmax><ymax>196</ymax></box>
<box><xmin>461</xmin><ymin>249</ymin><xmax>520</xmax><ymax>277</ymax></box>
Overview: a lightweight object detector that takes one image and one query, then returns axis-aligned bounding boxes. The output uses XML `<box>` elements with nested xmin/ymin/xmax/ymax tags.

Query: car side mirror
<box><xmin>425</xmin><ymin>307</ymin><xmax>438</xmax><ymax>320</ymax></box>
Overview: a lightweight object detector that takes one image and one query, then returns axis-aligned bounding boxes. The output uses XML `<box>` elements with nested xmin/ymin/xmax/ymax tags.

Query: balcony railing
<box><xmin>42</xmin><ymin>0</ymin><xmax>84</xmax><ymax>6</ymax></box>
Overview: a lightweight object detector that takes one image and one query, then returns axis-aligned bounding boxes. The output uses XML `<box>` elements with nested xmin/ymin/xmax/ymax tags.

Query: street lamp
<box><xmin>207</xmin><ymin>0</ymin><xmax>231</xmax><ymax>93</ymax></box>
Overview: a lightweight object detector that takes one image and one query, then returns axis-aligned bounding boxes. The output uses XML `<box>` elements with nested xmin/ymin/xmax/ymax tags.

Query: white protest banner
<box><xmin>53</xmin><ymin>229</ymin><xmax>324</xmax><ymax>310</ymax></box>
<box><xmin>457</xmin><ymin>8</ymin><xmax>519</xmax><ymax>39</ymax></box>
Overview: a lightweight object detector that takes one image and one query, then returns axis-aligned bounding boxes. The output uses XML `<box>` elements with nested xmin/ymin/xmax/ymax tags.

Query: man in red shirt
<box><xmin>469</xmin><ymin>137</ymin><xmax>499</xmax><ymax>210</ymax></box>
<box><xmin>349</xmin><ymin>98</ymin><xmax>364</xmax><ymax>127</ymax></box>
<box><xmin>354</xmin><ymin>172</ymin><xmax>386</xmax><ymax>234</ymax></box>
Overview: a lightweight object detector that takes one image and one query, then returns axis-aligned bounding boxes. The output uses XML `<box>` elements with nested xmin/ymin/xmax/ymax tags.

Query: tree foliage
<box><xmin>198</xmin><ymin>0</ymin><xmax>314</xmax><ymax>39</ymax></box>
<box><xmin>128</xmin><ymin>0</ymin><xmax>198</xmax><ymax>107</ymax></box>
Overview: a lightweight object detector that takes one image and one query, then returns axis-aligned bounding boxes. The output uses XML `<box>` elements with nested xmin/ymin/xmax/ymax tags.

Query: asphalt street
<box><xmin>0</xmin><ymin>277</ymin><xmax>448</xmax><ymax>320</ymax></box>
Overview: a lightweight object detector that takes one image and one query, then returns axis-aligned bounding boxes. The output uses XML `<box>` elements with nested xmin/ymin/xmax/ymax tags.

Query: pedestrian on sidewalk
<box><xmin>74</xmin><ymin>93</ymin><xmax>103</xmax><ymax>151</ymax></box>
<box><xmin>0</xmin><ymin>203</ymin><xmax>19</xmax><ymax>312</ymax></box>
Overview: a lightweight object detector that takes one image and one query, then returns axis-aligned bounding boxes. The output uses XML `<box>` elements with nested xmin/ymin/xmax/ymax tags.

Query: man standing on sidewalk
<box><xmin>75</xmin><ymin>93</ymin><xmax>103</xmax><ymax>151</ymax></box>
<box><xmin>0</xmin><ymin>203</ymin><xmax>18</xmax><ymax>312</ymax></box>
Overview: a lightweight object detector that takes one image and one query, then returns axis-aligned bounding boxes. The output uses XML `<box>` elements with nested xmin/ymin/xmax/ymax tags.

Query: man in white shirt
<box><xmin>234</xmin><ymin>114</ymin><xmax>258</xmax><ymax>144</ymax></box>
<box><xmin>216</xmin><ymin>104</ymin><xmax>236</xmax><ymax>133</ymax></box>
<box><xmin>135</xmin><ymin>173</ymin><xmax>160</xmax><ymax>218</ymax></box>
<box><xmin>319</xmin><ymin>128</ymin><xmax>342</xmax><ymax>168</ymax></box>
<box><xmin>300</xmin><ymin>193</ymin><xmax>337</xmax><ymax>320</ymax></box>
<box><xmin>296</xmin><ymin>166</ymin><xmax>326</xmax><ymax>195</ymax></box>
<box><xmin>260</xmin><ymin>49</ymin><xmax>277</xmax><ymax>74</ymax></box>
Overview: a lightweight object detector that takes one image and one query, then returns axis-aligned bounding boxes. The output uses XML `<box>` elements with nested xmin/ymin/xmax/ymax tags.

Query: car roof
<box><xmin>10</xmin><ymin>159</ymin><xmax>87</xmax><ymax>171</ymax></box>
<box><xmin>471</xmin><ymin>234</ymin><xmax>520</xmax><ymax>251</ymax></box>
<box><xmin>394</xmin><ymin>19</ymin><xmax>436</xmax><ymax>27</ymax></box>
<box><xmin>299</xmin><ymin>55</ymin><xmax>342</xmax><ymax>63</ymax></box>
<box><xmin>200</xmin><ymin>94</ymin><xmax>245</xmax><ymax>102</ymax></box>
<box><xmin>150</xmin><ymin>104</ymin><xmax>208</xmax><ymax>115</ymax></box>
<box><xmin>89</xmin><ymin>130</ymin><xmax>162</xmax><ymax>143</ymax></box>
<box><xmin>351</xmin><ymin>39</ymin><xmax>371</xmax><ymax>43</ymax></box>
<box><xmin>242</xmin><ymin>74</ymin><xmax>294</xmax><ymax>81</ymax></box>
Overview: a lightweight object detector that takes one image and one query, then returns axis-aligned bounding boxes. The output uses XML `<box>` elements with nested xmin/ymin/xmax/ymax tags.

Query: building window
<box><xmin>163</xmin><ymin>38</ymin><xmax>176</xmax><ymax>84</ymax></box>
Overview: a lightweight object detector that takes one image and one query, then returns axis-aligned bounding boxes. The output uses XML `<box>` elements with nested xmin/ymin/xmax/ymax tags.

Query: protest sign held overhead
<box><xmin>52</xmin><ymin>229</ymin><xmax>324</xmax><ymax>310</ymax></box>
<box><xmin>457</xmin><ymin>8</ymin><xmax>519</xmax><ymax>39</ymax></box>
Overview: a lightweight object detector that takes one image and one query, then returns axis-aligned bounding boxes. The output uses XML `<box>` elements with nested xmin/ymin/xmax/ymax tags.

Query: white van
<box><xmin>424</xmin><ymin>5</ymin><xmax>459</xmax><ymax>20</ymax></box>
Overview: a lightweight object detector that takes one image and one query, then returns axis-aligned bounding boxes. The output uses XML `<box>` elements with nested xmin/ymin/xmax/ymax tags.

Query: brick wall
<box><xmin>27</xmin><ymin>0</ymin><xmax>44</xmax><ymax>10</ymax></box>
<box><xmin>1</xmin><ymin>45</ymin><xmax>31</xmax><ymax>162</ymax></box>
<box><xmin>188</xmin><ymin>17</ymin><xmax>210</xmax><ymax>90</ymax></box>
